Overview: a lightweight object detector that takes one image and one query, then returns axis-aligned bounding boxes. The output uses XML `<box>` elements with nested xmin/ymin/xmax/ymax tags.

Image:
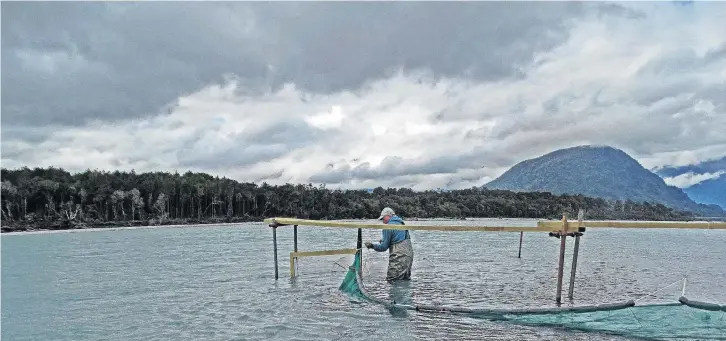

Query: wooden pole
<box><xmin>518</xmin><ymin>231</ymin><xmax>524</xmax><ymax>258</ymax></box>
<box><xmin>294</xmin><ymin>225</ymin><xmax>298</xmax><ymax>252</ymax></box>
<box><xmin>568</xmin><ymin>210</ymin><xmax>584</xmax><ymax>300</ymax></box>
<box><xmin>555</xmin><ymin>214</ymin><xmax>568</xmax><ymax>305</ymax></box>
<box><xmin>357</xmin><ymin>228</ymin><xmax>362</xmax><ymax>250</ymax></box>
<box><xmin>273</xmin><ymin>226</ymin><xmax>279</xmax><ymax>280</ymax></box>
<box><xmin>357</xmin><ymin>228</ymin><xmax>363</xmax><ymax>276</ymax></box>
<box><xmin>292</xmin><ymin>224</ymin><xmax>298</xmax><ymax>278</ymax></box>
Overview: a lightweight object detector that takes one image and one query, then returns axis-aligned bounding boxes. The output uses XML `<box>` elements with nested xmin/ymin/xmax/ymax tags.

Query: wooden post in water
<box><xmin>357</xmin><ymin>228</ymin><xmax>362</xmax><ymax>250</ymax></box>
<box><xmin>292</xmin><ymin>225</ymin><xmax>298</xmax><ymax>278</ymax></box>
<box><xmin>555</xmin><ymin>214</ymin><xmax>568</xmax><ymax>305</ymax></box>
<box><xmin>518</xmin><ymin>231</ymin><xmax>524</xmax><ymax>258</ymax></box>
<box><xmin>294</xmin><ymin>225</ymin><xmax>298</xmax><ymax>252</ymax></box>
<box><xmin>357</xmin><ymin>228</ymin><xmax>363</xmax><ymax>276</ymax></box>
<box><xmin>273</xmin><ymin>226</ymin><xmax>279</xmax><ymax>280</ymax></box>
<box><xmin>568</xmin><ymin>210</ymin><xmax>584</xmax><ymax>300</ymax></box>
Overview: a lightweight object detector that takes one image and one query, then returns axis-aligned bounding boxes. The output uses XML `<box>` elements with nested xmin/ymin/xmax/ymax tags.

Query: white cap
<box><xmin>378</xmin><ymin>207</ymin><xmax>395</xmax><ymax>220</ymax></box>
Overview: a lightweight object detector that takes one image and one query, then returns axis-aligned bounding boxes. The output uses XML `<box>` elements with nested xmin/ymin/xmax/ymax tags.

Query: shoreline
<box><xmin>0</xmin><ymin>217</ymin><xmax>261</xmax><ymax>235</ymax></box>
<box><xmin>1</xmin><ymin>222</ymin><xmax>264</xmax><ymax>236</ymax></box>
<box><xmin>3</xmin><ymin>215</ymin><xmax>722</xmax><ymax>236</ymax></box>
<box><xmin>0</xmin><ymin>218</ymin><xmax>474</xmax><ymax>235</ymax></box>
<box><xmin>0</xmin><ymin>216</ymin><xmax>536</xmax><ymax>235</ymax></box>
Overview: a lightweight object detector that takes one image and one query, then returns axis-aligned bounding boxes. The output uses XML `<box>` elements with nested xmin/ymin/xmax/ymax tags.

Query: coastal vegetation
<box><xmin>1</xmin><ymin>167</ymin><xmax>695</xmax><ymax>233</ymax></box>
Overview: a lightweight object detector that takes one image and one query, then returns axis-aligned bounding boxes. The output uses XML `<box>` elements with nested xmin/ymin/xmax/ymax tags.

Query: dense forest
<box><xmin>0</xmin><ymin>167</ymin><xmax>696</xmax><ymax>232</ymax></box>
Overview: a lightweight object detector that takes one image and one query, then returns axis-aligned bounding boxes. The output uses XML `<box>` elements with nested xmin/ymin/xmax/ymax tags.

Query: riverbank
<box><xmin>0</xmin><ymin>216</ymin><xmax>263</xmax><ymax>234</ymax></box>
<box><xmin>1</xmin><ymin>216</ymin><xmax>468</xmax><ymax>234</ymax></box>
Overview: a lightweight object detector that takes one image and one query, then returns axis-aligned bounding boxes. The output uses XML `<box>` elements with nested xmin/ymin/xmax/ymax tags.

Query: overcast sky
<box><xmin>2</xmin><ymin>1</ymin><xmax>725</xmax><ymax>190</ymax></box>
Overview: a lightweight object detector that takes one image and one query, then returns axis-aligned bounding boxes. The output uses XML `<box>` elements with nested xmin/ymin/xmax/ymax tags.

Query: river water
<box><xmin>2</xmin><ymin>219</ymin><xmax>725</xmax><ymax>340</ymax></box>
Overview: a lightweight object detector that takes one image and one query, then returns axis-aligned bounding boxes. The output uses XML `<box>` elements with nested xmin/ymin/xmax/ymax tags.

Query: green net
<box><xmin>339</xmin><ymin>252</ymin><xmax>726</xmax><ymax>340</ymax></box>
<box><xmin>338</xmin><ymin>250</ymin><xmax>364</xmax><ymax>300</ymax></box>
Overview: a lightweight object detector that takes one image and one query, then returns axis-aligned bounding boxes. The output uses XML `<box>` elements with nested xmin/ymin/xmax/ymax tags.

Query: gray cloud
<box><xmin>175</xmin><ymin>120</ymin><xmax>320</xmax><ymax>169</ymax></box>
<box><xmin>2</xmin><ymin>1</ymin><xmax>585</xmax><ymax>130</ymax></box>
<box><xmin>308</xmin><ymin>149</ymin><xmax>517</xmax><ymax>185</ymax></box>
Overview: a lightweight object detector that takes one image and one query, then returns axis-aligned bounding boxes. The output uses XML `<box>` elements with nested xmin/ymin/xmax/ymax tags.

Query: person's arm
<box><xmin>372</xmin><ymin>230</ymin><xmax>392</xmax><ymax>252</ymax></box>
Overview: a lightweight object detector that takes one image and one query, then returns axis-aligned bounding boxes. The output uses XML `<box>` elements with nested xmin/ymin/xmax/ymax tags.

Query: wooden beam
<box><xmin>538</xmin><ymin>220</ymin><xmax>726</xmax><ymax>230</ymax></box>
<box><xmin>291</xmin><ymin>248</ymin><xmax>359</xmax><ymax>258</ymax></box>
<box><xmin>288</xmin><ymin>248</ymin><xmax>359</xmax><ymax>278</ymax></box>
<box><xmin>265</xmin><ymin>217</ymin><xmax>553</xmax><ymax>232</ymax></box>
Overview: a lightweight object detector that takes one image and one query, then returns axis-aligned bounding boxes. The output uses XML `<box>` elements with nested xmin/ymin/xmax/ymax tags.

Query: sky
<box><xmin>2</xmin><ymin>1</ymin><xmax>725</xmax><ymax>191</ymax></box>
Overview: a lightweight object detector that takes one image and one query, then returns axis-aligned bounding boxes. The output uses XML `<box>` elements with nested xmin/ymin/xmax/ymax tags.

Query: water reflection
<box><xmin>387</xmin><ymin>280</ymin><xmax>413</xmax><ymax>318</ymax></box>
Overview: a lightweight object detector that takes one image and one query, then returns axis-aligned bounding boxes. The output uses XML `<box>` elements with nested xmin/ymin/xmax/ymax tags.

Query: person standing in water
<box><xmin>365</xmin><ymin>207</ymin><xmax>414</xmax><ymax>281</ymax></box>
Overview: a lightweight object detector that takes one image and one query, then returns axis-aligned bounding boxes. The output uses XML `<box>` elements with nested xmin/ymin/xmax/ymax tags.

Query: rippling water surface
<box><xmin>2</xmin><ymin>219</ymin><xmax>725</xmax><ymax>340</ymax></box>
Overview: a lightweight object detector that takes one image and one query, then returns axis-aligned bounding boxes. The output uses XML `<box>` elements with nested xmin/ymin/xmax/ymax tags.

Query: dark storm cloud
<box><xmin>2</xmin><ymin>1</ymin><xmax>586</xmax><ymax>130</ymax></box>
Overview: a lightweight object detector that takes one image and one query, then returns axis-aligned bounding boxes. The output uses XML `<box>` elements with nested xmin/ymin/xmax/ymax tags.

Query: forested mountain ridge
<box><xmin>0</xmin><ymin>166</ymin><xmax>697</xmax><ymax>233</ymax></box>
<box><xmin>485</xmin><ymin>145</ymin><xmax>724</xmax><ymax>217</ymax></box>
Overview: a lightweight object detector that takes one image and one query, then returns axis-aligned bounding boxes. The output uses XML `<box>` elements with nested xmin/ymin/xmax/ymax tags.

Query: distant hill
<box><xmin>655</xmin><ymin>157</ymin><xmax>726</xmax><ymax>210</ymax></box>
<box><xmin>484</xmin><ymin>145</ymin><xmax>724</xmax><ymax>216</ymax></box>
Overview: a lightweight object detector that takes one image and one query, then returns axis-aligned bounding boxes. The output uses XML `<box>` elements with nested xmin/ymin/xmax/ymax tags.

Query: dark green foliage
<box><xmin>0</xmin><ymin>166</ymin><xmax>695</xmax><ymax>232</ymax></box>
<box><xmin>485</xmin><ymin>145</ymin><xmax>724</xmax><ymax>216</ymax></box>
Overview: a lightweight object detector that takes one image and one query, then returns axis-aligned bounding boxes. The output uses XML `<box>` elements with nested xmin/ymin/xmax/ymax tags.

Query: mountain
<box><xmin>654</xmin><ymin>157</ymin><xmax>726</xmax><ymax>210</ymax></box>
<box><xmin>484</xmin><ymin>145</ymin><xmax>724</xmax><ymax>216</ymax></box>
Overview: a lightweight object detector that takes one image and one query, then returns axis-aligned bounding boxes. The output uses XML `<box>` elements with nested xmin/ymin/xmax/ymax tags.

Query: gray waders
<box><xmin>386</xmin><ymin>232</ymin><xmax>413</xmax><ymax>281</ymax></box>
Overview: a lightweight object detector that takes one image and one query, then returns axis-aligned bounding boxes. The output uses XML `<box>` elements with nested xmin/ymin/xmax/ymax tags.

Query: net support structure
<box><xmin>265</xmin><ymin>216</ymin><xmax>725</xmax><ymax>303</ymax></box>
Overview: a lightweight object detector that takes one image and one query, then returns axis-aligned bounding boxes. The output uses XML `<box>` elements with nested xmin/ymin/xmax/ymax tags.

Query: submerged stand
<box><xmin>549</xmin><ymin>211</ymin><xmax>587</xmax><ymax>304</ymax></box>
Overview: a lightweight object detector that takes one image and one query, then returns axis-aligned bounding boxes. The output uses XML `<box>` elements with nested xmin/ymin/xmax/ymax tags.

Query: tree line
<box><xmin>0</xmin><ymin>166</ymin><xmax>695</xmax><ymax>232</ymax></box>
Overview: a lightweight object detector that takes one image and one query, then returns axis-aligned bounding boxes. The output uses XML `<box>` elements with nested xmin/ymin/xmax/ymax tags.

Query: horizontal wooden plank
<box><xmin>265</xmin><ymin>217</ymin><xmax>553</xmax><ymax>232</ymax></box>
<box><xmin>537</xmin><ymin>220</ymin><xmax>726</xmax><ymax>230</ymax></box>
<box><xmin>291</xmin><ymin>248</ymin><xmax>359</xmax><ymax>258</ymax></box>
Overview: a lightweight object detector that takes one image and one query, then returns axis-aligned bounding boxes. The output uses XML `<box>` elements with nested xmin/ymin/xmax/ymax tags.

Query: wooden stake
<box><xmin>555</xmin><ymin>214</ymin><xmax>568</xmax><ymax>305</ymax></box>
<box><xmin>273</xmin><ymin>226</ymin><xmax>279</xmax><ymax>280</ymax></box>
<box><xmin>518</xmin><ymin>231</ymin><xmax>524</xmax><ymax>258</ymax></box>
<box><xmin>568</xmin><ymin>210</ymin><xmax>584</xmax><ymax>300</ymax></box>
<box><xmin>294</xmin><ymin>225</ymin><xmax>298</xmax><ymax>252</ymax></box>
<box><xmin>357</xmin><ymin>228</ymin><xmax>363</xmax><ymax>278</ymax></box>
<box><xmin>292</xmin><ymin>225</ymin><xmax>298</xmax><ymax>278</ymax></box>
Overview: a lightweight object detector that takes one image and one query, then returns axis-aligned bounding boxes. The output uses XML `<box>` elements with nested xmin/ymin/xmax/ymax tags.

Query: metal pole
<box><xmin>568</xmin><ymin>210</ymin><xmax>584</xmax><ymax>300</ymax></box>
<box><xmin>273</xmin><ymin>226</ymin><xmax>279</xmax><ymax>280</ymax></box>
<box><xmin>555</xmin><ymin>214</ymin><xmax>568</xmax><ymax>305</ymax></box>
<box><xmin>518</xmin><ymin>231</ymin><xmax>524</xmax><ymax>258</ymax></box>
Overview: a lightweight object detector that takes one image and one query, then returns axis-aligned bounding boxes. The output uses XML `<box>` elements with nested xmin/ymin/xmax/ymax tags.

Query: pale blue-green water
<box><xmin>2</xmin><ymin>219</ymin><xmax>725</xmax><ymax>340</ymax></box>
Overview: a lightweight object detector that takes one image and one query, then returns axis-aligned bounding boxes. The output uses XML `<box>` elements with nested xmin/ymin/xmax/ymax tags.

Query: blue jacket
<box><xmin>372</xmin><ymin>215</ymin><xmax>409</xmax><ymax>252</ymax></box>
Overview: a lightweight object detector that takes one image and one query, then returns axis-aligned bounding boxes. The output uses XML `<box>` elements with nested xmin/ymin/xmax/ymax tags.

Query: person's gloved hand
<box><xmin>364</xmin><ymin>242</ymin><xmax>373</xmax><ymax>249</ymax></box>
